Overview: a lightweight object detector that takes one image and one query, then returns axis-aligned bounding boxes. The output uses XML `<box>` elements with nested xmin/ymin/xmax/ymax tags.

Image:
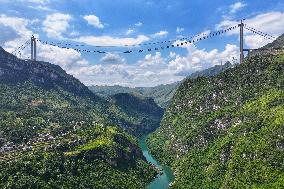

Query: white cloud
<box><xmin>138</xmin><ymin>52</ymin><xmax>164</xmax><ymax>68</ymax></box>
<box><xmin>0</xmin><ymin>14</ymin><xmax>33</xmax><ymax>53</ymax></box>
<box><xmin>77</xmin><ymin>59</ymin><xmax>89</xmax><ymax>65</ymax></box>
<box><xmin>69</xmin><ymin>42</ymin><xmax>239</xmax><ymax>87</ymax></box>
<box><xmin>83</xmin><ymin>15</ymin><xmax>104</xmax><ymax>29</ymax></box>
<box><xmin>230</xmin><ymin>2</ymin><xmax>246</xmax><ymax>13</ymax></box>
<box><xmin>74</xmin><ymin>35</ymin><xmax>149</xmax><ymax>46</ymax></box>
<box><xmin>166</xmin><ymin>43</ymin><xmax>238</xmax><ymax>76</ymax></box>
<box><xmin>0</xmin><ymin>12</ymin><xmax>247</xmax><ymax>87</ymax></box>
<box><xmin>216</xmin><ymin>12</ymin><xmax>284</xmax><ymax>36</ymax></box>
<box><xmin>243</xmin><ymin>12</ymin><xmax>284</xmax><ymax>36</ymax></box>
<box><xmin>37</xmin><ymin>43</ymin><xmax>89</xmax><ymax>69</ymax></box>
<box><xmin>19</xmin><ymin>0</ymin><xmax>49</xmax><ymax>4</ymax></box>
<box><xmin>43</xmin><ymin>13</ymin><xmax>72</xmax><ymax>39</ymax></box>
<box><xmin>244</xmin><ymin>35</ymin><xmax>273</xmax><ymax>49</ymax></box>
<box><xmin>30</xmin><ymin>18</ymin><xmax>41</xmax><ymax>24</ymax></box>
<box><xmin>0</xmin><ymin>14</ymin><xmax>32</xmax><ymax>38</ymax></box>
<box><xmin>28</xmin><ymin>5</ymin><xmax>55</xmax><ymax>12</ymax></box>
<box><xmin>0</xmin><ymin>14</ymin><xmax>89</xmax><ymax>74</ymax></box>
<box><xmin>216</xmin><ymin>11</ymin><xmax>284</xmax><ymax>48</ymax></box>
<box><xmin>69</xmin><ymin>31</ymin><xmax>80</xmax><ymax>37</ymax></box>
<box><xmin>100</xmin><ymin>53</ymin><xmax>126</xmax><ymax>64</ymax></box>
<box><xmin>20</xmin><ymin>0</ymin><xmax>54</xmax><ymax>11</ymax></box>
<box><xmin>126</xmin><ymin>29</ymin><xmax>134</xmax><ymax>35</ymax></box>
<box><xmin>135</xmin><ymin>22</ymin><xmax>143</xmax><ymax>27</ymax></box>
<box><xmin>176</xmin><ymin>27</ymin><xmax>184</xmax><ymax>33</ymax></box>
<box><xmin>169</xmin><ymin>51</ymin><xmax>177</xmax><ymax>58</ymax></box>
<box><xmin>68</xmin><ymin>65</ymin><xmax>104</xmax><ymax>76</ymax></box>
<box><xmin>153</xmin><ymin>30</ymin><xmax>168</xmax><ymax>37</ymax></box>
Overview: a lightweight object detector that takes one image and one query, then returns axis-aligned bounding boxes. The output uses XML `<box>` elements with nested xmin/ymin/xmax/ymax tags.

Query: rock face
<box><xmin>147</xmin><ymin>53</ymin><xmax>284</xmax><ymax>188</ymax></box>
<box><xmin>0</xmin><ymin>47</ymin><xmax>94</xmax><ymax>98</ymax></box>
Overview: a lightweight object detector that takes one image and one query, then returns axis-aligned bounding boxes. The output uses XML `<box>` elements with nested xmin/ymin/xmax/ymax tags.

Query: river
<box><xmin>138</xmin><ymin>136</ymin><xmax>175</xmax><ymax>189</ymax></box>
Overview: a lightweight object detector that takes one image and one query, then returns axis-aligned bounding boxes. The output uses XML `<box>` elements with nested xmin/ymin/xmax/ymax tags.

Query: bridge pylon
<box><xmin>31</xmin><ymin>36</ymin><xmax>36</xmax><ymax>61</ymax></box>
<box><xmin>238</xmin><ymin>20</ymin><xmax>245</xmax><ymax>64</ymax></box>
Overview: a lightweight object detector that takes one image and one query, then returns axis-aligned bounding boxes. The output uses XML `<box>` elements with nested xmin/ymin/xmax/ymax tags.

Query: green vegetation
<box><xmin>0</xmin><ymin>48</ymin><xmax>157</xmax><ymax>188</ymax></box>
<box><xmin>107</xmin><ymin>93</ymin><xmax>164</xmax><ymax>136</ymax></box>
<box><xmin>147</xmin><ymin>53</ymin><xmax>284</xmax><ymax>188</ymax></box>
<box><xmin>0</xmin><ymin>81</ymin><xmax>156</xmax><ymax>188</ymax></box>
<box><xmin>262</xmin><ymin>33</ymin><xmax>284</xmax><ymax>49</ymax></box>
<box><xmin>89</xmin><ymin>82</ymin><xmax>179</xmax><ymax>108</ymax></box>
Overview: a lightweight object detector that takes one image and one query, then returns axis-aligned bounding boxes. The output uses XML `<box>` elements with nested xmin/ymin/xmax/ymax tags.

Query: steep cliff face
<box><xmin>0</xmin><ymin>47</ymin><xmax>95</xmax><ymax>98</ymax></box>
<box><xmin>148</xmin><ymin>53</ymin><xmax>284</xmax><ymax>188</ymax></box>
<box><xmin>108</xmin><ymin>93</ymin><xmax>164</xmax><ymax>136</ymax></box>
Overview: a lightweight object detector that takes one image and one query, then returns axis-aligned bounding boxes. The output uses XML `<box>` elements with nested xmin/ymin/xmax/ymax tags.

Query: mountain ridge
<box><xmin>89</xmin><ymin>62</ymin><xmax>233</xmax><ymax>108</ymax></box>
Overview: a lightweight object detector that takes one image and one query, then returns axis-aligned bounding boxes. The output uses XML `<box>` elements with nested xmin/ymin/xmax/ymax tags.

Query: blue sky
<box><xmin>0</xmin><ymin>0</ymin><xmax>284</xmax><ymax>87</ymax></box>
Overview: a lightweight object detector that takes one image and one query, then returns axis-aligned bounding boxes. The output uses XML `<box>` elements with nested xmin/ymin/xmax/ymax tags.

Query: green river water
<box><xmin>138</xmin><ymin>136</ymin><xmax>175</xmax><ymax>189</ymax></box>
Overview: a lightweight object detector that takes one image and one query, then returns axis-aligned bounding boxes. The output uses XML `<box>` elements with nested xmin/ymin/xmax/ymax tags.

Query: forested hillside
<box><xmin>89</xmin><ymin>62</ymin><xmax>233</xmax><ymax>108</ymax></box>
<box><xmin>148</xmin><ymin>53</ymin><xmax>284</xmax><ymax>188</ymax></box>
<box><xmin>262</xmin><ymin>33</ymin><xmax>284</xmax><ymax>49</ymax></box>
<box><xmin>89</xmin><ymin>82</ymin><xmax>179</xmax><ymax>108</ymax></box>
<box><xmin>0</xmin><ymin>47</ymin><xmax>156</xmax><ymax>188</ymax></box>
<box><xmin>108</xmin><ymin>93</ymin><xmax>164</xmax><ymax>136</ymax></box>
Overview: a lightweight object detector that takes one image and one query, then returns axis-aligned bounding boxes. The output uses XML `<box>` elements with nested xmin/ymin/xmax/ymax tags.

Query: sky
<box><xmin>0</xmin><ymin>0</ymin><xmax>284</xmax><ymax>87</ymax></box>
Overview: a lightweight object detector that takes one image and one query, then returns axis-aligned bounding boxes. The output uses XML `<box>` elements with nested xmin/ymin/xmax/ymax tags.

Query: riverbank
<box><xmin>138</xmin><ymin>136</ymin><xmax>175</xmax><ymax>189</ymax></box>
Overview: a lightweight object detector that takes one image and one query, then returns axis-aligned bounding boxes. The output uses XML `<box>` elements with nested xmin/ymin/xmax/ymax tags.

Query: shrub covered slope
<box><xmin>148</xmin><ymin>53</ymin><xmax>284</xmax><ymax>188</ymax></box>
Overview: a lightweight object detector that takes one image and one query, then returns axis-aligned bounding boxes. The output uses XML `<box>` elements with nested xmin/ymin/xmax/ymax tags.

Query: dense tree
<box><xmin>148</xmin><ymin>53</ymin><xmax>284</xmax><ymax>188</ymax></box>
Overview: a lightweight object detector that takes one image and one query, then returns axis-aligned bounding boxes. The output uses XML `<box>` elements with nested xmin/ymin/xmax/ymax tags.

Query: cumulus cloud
<box><xmin>166</xmin><ymin>43</ymin><xmax>238</xmax><ymax>76</ymax></box>
<box><xmin>43</xmin><ymin>13</ymin><xmax>72</xmax><ymax>39</ymax></box>
<box><xmin>0</xmin><ymin>14</ymin><xmax>89</xmax><ymax>74</ymax></box>
<box><xmin>37</xmin><ymin>43</ymin><xmax>89</xmax><ymax>70</ymax></box>
<box><xmin>83</xmin><ymin>15</ymin><xmax>104</xmax><ymax>29</ymax></box>
<box><xmin>216</xmin><ymin>11</ymin><xmax>284</xmax><ymax>48</ymax></box>
<box><xmin>230</xmin><ymin>2</ymin><xmax>247</xmax><ymax>13</ymax></box>
<box><xmin>244</xmin><ymin>35</ymin><xmax>271</xmax><ymax>49</ymax></box>
<box><xmin>100</xmin><ymin>53</ymin><xmax>126</xmax><ymax>64</ymax></box>
<box><xmin>138</xmin><ymin>52</ymin><xmax>164</xmax><ymax>68</ymax></box>
<box><xmin>0</xmin><ymin>14</ymin><xmax>33</xmax><ymax>53</ymax></box>
<box><xmin>0</xmin><ymin>14</ymin><xmax>32</xmax><ymax>38</ymax></box>
<box><xmin>0</xmin><ymin>12</ymin><xmax>244</xmax><ymax>87</ymax></box>
<box><xmin>68</xmin><ymin>42</ymin><xmax>239</xmax><ymax>87</ymax></box>
<box><xmin>69</xmin><ymin>63</ymin><xmax>135</xmax><ymax>86</ymax></box>
<box><xmin>74</xmin><ymin>35</ymin><xmax>150</xmax><ymax>46</ymax></box>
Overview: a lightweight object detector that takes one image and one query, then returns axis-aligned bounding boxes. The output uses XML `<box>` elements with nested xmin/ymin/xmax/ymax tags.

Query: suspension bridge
<box><xmin>10</xmin><ymin>20</ymin><xmax>281</xmax><ymax>64</ymax></box>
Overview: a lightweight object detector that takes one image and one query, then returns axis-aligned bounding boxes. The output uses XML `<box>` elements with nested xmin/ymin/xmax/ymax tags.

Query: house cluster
<box><xmin>0</xmin><ymin>129</ymin><xmax>88</xmax><ymax>159</ymax></box>
<box><xmin>0</xmin><ymin>132</ymin><xmax>55</xmax><ymax>155</ymax></box>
